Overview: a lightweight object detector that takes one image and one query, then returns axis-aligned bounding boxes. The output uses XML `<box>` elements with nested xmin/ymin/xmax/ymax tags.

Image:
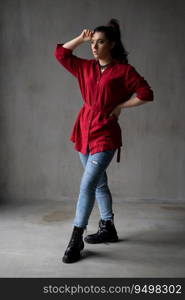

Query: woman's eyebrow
<box><xmin>91</xmin><ymin>38</ymin><xmax>104</xmax><ymax>41</ymax></box>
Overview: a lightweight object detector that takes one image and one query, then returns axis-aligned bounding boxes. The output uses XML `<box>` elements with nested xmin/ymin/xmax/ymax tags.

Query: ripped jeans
<box><xmin>73</xmin><ymin>147</ymin><xmax>116</xmax><ymax>229</ymax></box>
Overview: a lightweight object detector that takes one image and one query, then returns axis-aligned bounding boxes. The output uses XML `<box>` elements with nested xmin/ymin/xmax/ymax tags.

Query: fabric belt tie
<box><xmin>83</xmin><ymin>103</ymin><xmax>121</xmax><ymax>163</ymax></box>
<box><xmin>117</xmin><ymin>147</ymin><xmax>121</xmax><ymax>163</ymax></box>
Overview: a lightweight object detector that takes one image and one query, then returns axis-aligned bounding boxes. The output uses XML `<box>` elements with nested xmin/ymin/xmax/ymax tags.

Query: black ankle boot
<box><xmin>62</xmin><ymin>226</ymin><xmax>85</xmax><ymax>263</ymax></box>
<box><xmin>84</xmin><ymin>219</ymin><xmax>119</xmax><ymax>244</ymax></box>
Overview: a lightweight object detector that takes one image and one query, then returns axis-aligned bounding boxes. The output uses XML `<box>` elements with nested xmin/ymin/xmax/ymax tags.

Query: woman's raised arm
<box><xmin>62</xmin><ymin>29</ymin><xmax>94</xmax><ymax>50</ymax></box>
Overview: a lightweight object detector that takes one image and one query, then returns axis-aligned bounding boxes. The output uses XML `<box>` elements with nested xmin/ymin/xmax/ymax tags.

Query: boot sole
<box><xmin>62</xmin><ymin>254</ymin><xmax>81</xmax><ymax>263</ymax></box>
<box><xmin>84</xmin><ymin>236</ymin><xmax>119</xmax><ymax>244</ymax></box>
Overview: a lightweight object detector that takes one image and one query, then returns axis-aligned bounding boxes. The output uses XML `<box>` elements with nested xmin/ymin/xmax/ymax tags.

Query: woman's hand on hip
<box><xmin>109</xmin><ymin>105</ymin><xmax>122</xmax><ymax>119</ymax></box>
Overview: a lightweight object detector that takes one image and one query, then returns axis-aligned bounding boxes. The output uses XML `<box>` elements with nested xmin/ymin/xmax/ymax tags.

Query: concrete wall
<box><xmin>0</xmin><ymin>0</ymin><xmax>184</xmax><ymax>203</ymax></box>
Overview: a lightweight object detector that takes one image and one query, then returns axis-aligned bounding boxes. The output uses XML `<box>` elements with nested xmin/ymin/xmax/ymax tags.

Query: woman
<box><xmin>54</xmin><ymin>18</ymin><xmax>154</xmax><ymax>263</ymax></box>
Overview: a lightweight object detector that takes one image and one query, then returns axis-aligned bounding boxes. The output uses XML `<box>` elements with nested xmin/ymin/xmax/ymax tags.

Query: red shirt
<box><xmin>54</xmin><ymin>43</ymin><xmax>154</xmax><ymax>163</ymax></box>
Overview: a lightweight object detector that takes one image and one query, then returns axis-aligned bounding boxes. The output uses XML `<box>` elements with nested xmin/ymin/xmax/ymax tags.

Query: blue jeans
<box><xmin>73</xmin><ymin>147</ymin><xmax>116</xmax><ymax>229</ymax></box>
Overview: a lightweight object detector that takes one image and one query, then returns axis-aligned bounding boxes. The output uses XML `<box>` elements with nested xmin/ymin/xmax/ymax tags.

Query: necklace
<box><xmin>99</xmin><ymin>61</ymin><xmax>113</xmax><ymax>69</ymax></box>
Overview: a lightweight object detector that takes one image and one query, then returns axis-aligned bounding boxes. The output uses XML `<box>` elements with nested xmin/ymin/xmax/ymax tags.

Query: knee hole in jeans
<box><xmin>91</xmin><ymin>160</ymin><xmax>99</xmax><ymax>165</ymax></box>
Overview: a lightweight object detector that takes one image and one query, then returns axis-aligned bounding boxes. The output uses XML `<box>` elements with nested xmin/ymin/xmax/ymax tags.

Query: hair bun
<box><xmin>107</xmin><ymin>18</ymin><xmax>121</xmax><ymax>39</ymax></box>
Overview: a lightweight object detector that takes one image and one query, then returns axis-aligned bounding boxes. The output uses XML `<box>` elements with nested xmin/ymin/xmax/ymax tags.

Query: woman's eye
<box><xmin>91</xmin><ymin>40</ymin><xmax>104</xmax><ymax>44</ymax></box>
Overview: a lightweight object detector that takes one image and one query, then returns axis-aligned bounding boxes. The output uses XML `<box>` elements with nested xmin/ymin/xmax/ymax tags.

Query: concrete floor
<box><xmin>0</xmin><ymin>198</ymin><xmax>185</xmax><ymax>277</ymax></box>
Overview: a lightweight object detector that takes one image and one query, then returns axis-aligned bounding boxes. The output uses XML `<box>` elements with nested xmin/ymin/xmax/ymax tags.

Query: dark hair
<box><xmin>93</xmin><ymin>18</ymin><xmax>129</xmax><ymax>64</ymax></box>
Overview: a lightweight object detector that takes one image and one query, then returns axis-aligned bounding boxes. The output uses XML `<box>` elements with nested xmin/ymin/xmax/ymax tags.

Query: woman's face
<box><xmin>90</xmin><ymin>31</ymin><xmax>115</xmax><ymax>60</ymax></box>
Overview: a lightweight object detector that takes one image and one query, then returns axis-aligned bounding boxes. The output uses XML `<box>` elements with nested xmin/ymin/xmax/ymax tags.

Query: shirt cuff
<box><xmin>136</xmin><ymin>88</ymin><xmax>154</xmax><ymax>101</ymax></box>
<box><xmin>55</xmin><ymin>43</ymin><xmax>73</xmax><ymax>59</ymax></box>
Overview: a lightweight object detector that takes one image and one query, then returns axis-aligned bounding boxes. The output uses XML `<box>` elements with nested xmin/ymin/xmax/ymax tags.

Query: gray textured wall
<box><xmin>0</xmin><ymin>0</ymin><xmax>184</xmax><ymax>203</ymax></box>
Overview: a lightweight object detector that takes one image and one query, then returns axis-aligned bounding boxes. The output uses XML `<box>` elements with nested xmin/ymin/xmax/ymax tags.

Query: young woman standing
<box><xmin>54</xmin><ymin>18</ymin><xmax>154</xmax><ymax>263</ymax></box>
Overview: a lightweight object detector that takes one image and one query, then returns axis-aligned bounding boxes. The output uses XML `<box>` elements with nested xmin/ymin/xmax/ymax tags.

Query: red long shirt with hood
<box><xmin>54</xmin><ymin>43</ymin><xmax>154</xmax><ymax>163</ymax></box>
